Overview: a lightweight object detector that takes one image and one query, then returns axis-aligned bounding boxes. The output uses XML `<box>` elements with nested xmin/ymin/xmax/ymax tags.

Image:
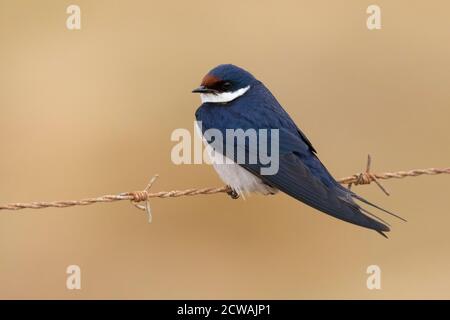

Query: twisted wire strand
<box><xmin>338</xmin><ymin>167</ymin><xmax>450</xmax><ymax>184</ymax></box>
<box><xmin>0</xmin><ymin>163</ymin><xmax>449</xmax><ymax>212</ymax></box>
<box><xmin>0</xmin><ymin>186</ymin><xmax>232</xmax><ymax>211</ymax></box>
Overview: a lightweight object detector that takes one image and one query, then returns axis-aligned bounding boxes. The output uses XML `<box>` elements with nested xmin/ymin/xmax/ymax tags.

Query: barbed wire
<box><xmin>0</xmin><ymin>155</ymin><xmax>449</xmax><ymax>222</ymax></box>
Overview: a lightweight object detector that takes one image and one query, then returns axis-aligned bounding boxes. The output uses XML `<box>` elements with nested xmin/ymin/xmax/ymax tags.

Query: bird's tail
<box><xmin>351</xmin><ymin>192</ymin><xmax>407</xmax><ymax>222</ymax></box>
<box><xmin>336</xmin><ymin>184</ymin><xmax>406</xmax><ymax>237</ymax></box>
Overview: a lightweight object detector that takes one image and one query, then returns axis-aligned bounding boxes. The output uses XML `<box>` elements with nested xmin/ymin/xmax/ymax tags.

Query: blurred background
<box><xmin>0</xmin><ymin>0</ymin><xmax>449</xmax><ymax>299</ymax></box>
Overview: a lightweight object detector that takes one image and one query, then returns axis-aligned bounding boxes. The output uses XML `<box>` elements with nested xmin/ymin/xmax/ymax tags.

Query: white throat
<box><xmin>200</xmin><ymin>85</ymin><xmax>250</xmax><ymax>104</ymax></box>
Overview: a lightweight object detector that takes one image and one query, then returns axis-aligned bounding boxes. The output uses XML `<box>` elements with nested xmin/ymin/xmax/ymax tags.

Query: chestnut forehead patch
<box><xmin>201</xmin><ymin>73</ymin><xmax>221</xmax><ymax>88</ymax></box>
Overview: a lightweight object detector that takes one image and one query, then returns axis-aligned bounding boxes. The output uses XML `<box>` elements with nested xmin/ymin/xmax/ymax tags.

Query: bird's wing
<box><xmin>241</xmin><ymin>151</ymin><xmax>390</xmax><ymax>233</ymax></box>
<box><xmin>201</xmin><ymin>120</ymin><xmax>390</xmax><ymax>232</ymax></box>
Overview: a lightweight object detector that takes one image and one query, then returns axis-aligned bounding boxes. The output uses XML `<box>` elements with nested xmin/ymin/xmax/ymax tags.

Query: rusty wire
<box><xmin>0</xmin><ymin>155</ymin><xmax>449</xmax><ymax>222</ymax></box>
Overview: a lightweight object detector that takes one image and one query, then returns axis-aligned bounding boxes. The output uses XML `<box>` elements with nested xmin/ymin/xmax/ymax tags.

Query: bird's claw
<box><xmin>227</xmin><ymin>189</ymin><xmax>240</xmax><ymax>199</ymax></box>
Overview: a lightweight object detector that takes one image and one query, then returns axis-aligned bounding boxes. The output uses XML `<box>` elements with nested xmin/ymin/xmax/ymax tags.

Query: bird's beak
<box><xmin>192</xmin><ymin>86</ymin><xmax>217</xmax><ymax>94</ymax></box>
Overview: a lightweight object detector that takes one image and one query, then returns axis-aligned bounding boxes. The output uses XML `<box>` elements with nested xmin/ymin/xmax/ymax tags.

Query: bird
<box><xmin>192</xmin><ymin>64</ymin><xmax>404</xmax><ymax>237</ymax></box>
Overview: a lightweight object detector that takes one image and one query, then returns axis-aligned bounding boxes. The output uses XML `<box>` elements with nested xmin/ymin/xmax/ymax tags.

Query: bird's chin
<box><xmin>200</xmin><ymin>86</ymin><xmax>251</xmax><ymax>104</ymax></box>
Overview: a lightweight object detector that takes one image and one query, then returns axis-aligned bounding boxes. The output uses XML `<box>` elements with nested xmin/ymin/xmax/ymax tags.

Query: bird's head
<box><xmin>192</xmin><ymin>64</ymin><xmax>256</xmax><ymax>104</ymax></box>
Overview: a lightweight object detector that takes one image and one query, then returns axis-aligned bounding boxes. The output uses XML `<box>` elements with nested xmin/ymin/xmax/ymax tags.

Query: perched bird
<box><xmin>193</xmin><ymin>64</ymin><xmax>403</xmax><ymax>236</ymax></box>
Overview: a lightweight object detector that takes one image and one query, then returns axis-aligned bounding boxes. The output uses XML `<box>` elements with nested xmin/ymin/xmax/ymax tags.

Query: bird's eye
<box><xmin>222</xmin><ymin>81</ymin><xmax>232</xmax><ymax>90</ymax></box>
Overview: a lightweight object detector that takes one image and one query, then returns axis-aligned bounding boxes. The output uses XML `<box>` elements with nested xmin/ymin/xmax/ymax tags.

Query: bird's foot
<box><xmin>227</xmin><ymin>189</ymin><xmax>240</xmax><ymax>199</ymax></box>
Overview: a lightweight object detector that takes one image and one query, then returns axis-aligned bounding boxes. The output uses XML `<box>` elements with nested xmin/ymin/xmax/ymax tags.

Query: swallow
<box><xmin>193</xmin><ymin>64</ymin><xmax>404</xmax><ymax>236</ymax></box>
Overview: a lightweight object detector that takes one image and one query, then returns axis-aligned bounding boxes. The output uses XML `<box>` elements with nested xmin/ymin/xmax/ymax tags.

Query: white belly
<box><xmin>212</xmin><ymin>159</ymin><xmax>278</xmax><ymax>197</ymax></box>
<box><xmin>196</xmin><ymin>121</ymin><xmax>277</xmax><ymax>197</ymax></box>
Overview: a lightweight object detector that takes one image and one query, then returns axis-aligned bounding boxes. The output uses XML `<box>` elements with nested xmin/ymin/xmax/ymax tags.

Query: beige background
<box><xmin>0</xmin><ymin>0</ymin><xmax>449</xmax><ymax>299</ymax></box>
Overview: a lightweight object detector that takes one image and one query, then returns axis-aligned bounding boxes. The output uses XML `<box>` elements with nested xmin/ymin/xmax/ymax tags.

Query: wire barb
<box><xmin>347</xmin><ymin>155</ymin><xmax>390</xmax><ymax>196</ymax></box>
<box><xmin>127</xmin><ymin>175</ymin><xmax>159</xmax><ymax>223</ymax></box>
